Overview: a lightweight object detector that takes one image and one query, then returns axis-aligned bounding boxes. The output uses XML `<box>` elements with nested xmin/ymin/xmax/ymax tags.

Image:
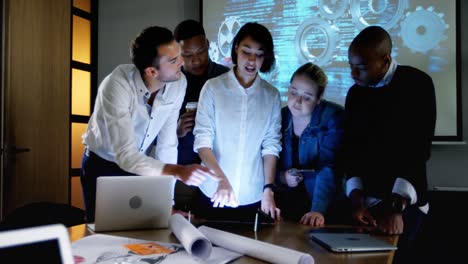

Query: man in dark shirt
<box><xmin>173</xmin><ymin>20</ymin><xmax>230</xmax><ymax>211</ymax></box>
<box><xmin>344</xmin><ymin>26</ymin><xmax>436</xmax><ymax>262</ymax></box>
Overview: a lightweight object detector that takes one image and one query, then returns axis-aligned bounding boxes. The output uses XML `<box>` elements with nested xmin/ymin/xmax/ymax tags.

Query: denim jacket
<box><xmin>278</xmin><ymin>100</ymin><xmax>344</xmax><ymax>214</ymax></box>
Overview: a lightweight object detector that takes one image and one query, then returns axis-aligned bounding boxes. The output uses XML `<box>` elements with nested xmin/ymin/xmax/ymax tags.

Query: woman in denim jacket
<box><xmin>276</xmin><ymin>62</ymin><xmax>345</xmax><ymax>226</ymax></box>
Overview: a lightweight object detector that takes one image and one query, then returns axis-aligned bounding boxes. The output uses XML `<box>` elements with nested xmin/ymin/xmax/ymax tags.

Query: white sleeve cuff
<box><xmin>346</xmin><ymin>177</ymin><xmax>363</xmax><ymax>197</ymax></box>
<box><xmin>261</xmin><ymin>149</ymin><xmax>280</xmax><ymax>158</ymax></box>
<box><xmin>392</xmin><ymin>178</ymin><xmax>417</xmax><ymax>205</ymax></box>
<box><xmin>193</xmin><ymin>138</ymin><xmax>212</xmax><ymax>153</ymax></box>
<box><xmin>419</xmin><ymin>203</ymin><xmax>429</xmax><ymax>214</ymax></box>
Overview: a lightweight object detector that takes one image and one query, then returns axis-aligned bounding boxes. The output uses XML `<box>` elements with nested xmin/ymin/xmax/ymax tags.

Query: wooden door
<box><xmin>1</xmin><ymin>0</ymin><xmax>70</xmax><ymax>219</ymax></box>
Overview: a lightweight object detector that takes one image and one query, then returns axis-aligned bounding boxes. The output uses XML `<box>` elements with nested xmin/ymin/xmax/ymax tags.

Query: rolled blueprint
<box><xmin>198</xmin><ymin>225</ymin><xmax>314</xmax><ymax>264</ymax></box>
<box><xmin>168</xmin><ymin>214</ymin><xmax>212</xmax><ymax>260</ymax></box>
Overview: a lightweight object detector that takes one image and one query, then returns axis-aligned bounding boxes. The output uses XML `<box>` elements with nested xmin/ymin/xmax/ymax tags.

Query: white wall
<box><xmin>426</xmin><ymin>1</ymin><xmax>468</xmax><ymax>191</ymax></box>
<box><xmin>97</xmin><ymin>0</ymin><xmax>468</xmax><ymax>191</ymax></box>
<box><xmin>98</xmin><ymin>0</ymin><xmax>199</xmax><ymax>83</ymax></box>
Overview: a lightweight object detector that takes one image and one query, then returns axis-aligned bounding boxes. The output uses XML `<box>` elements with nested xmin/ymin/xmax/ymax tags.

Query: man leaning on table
<box><xmin>80</xmin><ymin>26</ymin><xmax>216</xmax><ymax>223</ymax></box>
<box><xmin>344</xmin><ymin>26</ymin><xmax>436</xmax><ymax>263</ymax></box>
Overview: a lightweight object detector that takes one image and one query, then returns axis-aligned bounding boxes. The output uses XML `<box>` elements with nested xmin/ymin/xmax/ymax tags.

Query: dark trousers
<box><xmin>392</xmin><ymin>206</ymin><xmax>427</xmax><ymax>264</ymax></box>
<box><xmin>80</xmin><ymin>150</ymin><xmax>135</xmax><ymax>222</ymax></box>
<box><xmin>174</xmin><ymin>132</ymin><xmax>201</xmax><ymax>211</ymax></box>
<box><xmin>368</xmin><ymin>203</ymin><xmax>427</xmax><ymax>264</ymax></box>
<box><xmin>274</xmin><ymin>184</ymin><xmax>311</xmax><ymax>221</ymax></box>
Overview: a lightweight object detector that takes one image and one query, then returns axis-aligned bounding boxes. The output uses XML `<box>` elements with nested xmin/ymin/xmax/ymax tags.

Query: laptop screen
<box><xmin>0</xmin><ymin>239</ymin><xmax>63</xmax><ymax>263</ymax></box>
<box><xmin>0</xmin><ymin>224</ymin><xmax>74</xmax><ymax>264</ymax></box>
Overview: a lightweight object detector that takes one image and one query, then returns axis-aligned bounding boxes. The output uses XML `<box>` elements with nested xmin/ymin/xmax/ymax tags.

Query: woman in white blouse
<box><xmin>193</xmin><ymin>22</ymin><xmax>282</xmax><ymax>220</ymax></box>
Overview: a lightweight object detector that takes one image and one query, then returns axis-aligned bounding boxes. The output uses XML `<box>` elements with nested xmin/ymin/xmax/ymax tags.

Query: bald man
<box><xmin>343</xmin><ymin>26</ymin><xmax>436</xmax><ymax>262</ymax></box>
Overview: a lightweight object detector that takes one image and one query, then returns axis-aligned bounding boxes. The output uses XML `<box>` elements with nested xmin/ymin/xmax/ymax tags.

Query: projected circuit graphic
<box><xmin>203</xmin><ymin>0</ymin><xmax>451</xmax><ymax>107</ymax></box>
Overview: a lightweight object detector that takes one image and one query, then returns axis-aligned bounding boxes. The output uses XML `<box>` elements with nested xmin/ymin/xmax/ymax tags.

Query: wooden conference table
<box><xmin>68</xmin><ymin>220</ymin><xmax>398</xmax><ymax>264</ymax></box>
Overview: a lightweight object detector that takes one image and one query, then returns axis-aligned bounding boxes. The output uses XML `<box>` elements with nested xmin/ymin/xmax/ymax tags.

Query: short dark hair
<box><xmin>350</xmin><ymin>25</ymin><xmax>392</xmax><ymax>55</ymax></box>
<box><xmin>290</xmin><ymin>62</ymin><xmax>328</xmax><ymax>97</ymax></box>
<box><xmin>230</xmin><ymin>22</ymin><xmax>275</xmax><ymax>73</ymax></box>
<box><xmin>130</xmin><ymin>26</ymin><xmax>174</xmax><ymax>73</ymax></box>
<box><xmin>174</xmin><ymin>19</ymin><xmax>206</xmax><ymax>42</ymax></box>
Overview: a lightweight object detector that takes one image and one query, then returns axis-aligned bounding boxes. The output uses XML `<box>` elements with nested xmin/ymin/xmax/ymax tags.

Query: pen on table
<box><xmin>253</xmin><ymin>212</ymin><xmax>258</xmax><ymax>232</ymax></box>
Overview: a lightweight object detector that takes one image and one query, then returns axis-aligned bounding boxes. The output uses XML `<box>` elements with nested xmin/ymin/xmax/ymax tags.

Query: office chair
<box><xmin>0</xmin><ymin>202</ymin><xmax>85</xmax><ymax>231</ymax></box>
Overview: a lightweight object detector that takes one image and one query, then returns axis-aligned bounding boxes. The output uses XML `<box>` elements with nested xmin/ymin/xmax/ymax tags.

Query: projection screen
<box><xmin>202</xmin><ymin>0</ymin><xmax>460</xmax><ymax>141</ymax></box>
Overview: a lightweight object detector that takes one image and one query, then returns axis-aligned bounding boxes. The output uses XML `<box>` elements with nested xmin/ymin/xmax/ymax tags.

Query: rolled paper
<box><xmin>168</xmin><ymin>214</ymin><xmax>212</xmax><ymax>260</ymax></box>
<box><xmin>198</xmin><ymin>225</ymin><xmax>314</xmax><ymax>264</ymax></box>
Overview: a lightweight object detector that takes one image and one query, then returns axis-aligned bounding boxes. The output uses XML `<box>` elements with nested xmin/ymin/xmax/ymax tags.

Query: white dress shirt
<box><xmin>193</xmin><ymin>69</ymin><xmax>282</xmax><ymax>205</ymax></box>
<box><xmin>82</xmin><ymin>64</ymin><xmax>186</xmax><ymax>176</ymax></box>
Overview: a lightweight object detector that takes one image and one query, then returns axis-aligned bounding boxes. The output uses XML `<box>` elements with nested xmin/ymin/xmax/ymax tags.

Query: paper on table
<box><xmin>72</xmin><ymin>233</ymin><xmax>240</xmax><ymax>264</ymax></box>
<box><xmin>198</xmin><ymin>225</ymin><xmax>314</xmax><ymax>264</ymax></box>
<box><xmin>168</xmin><ymin>214</ymin><xmax>212</xmax><ymax>260</ymax></box>
<box><xmin>72</xmin><ymin>234</ymin><xmax>181</xmax><ymax>264</ymax></box>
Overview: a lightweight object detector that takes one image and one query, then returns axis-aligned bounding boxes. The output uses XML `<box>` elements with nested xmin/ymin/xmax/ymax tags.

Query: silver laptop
<box><xmin>310</xmin><ymin>233</ymin><xmax>397</xmax><ymax>253</ymax></box>
<box><xmin>0</xmin><ymin>224</ymin><xmax>74</xmax><ymax>263</ymax></box>
<box><xmin>88</xmin><ymin>175</ymin><xmax>174</xmax><ymax>232</ymax></box>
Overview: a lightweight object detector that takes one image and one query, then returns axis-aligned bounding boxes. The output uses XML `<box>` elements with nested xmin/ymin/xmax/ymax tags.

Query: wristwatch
<box><xmin>263</xmin><ymin>183</ymin><xmax>276</xmax><ymax>192</ymax></box>
<box><xmin>390</xmin><ymin>194</ymin><xmax>409</xmax><ymax>213</ymax></box>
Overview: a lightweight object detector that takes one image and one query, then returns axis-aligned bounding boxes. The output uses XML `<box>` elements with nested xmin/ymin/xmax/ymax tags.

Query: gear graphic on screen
<box><xmin>367</xmin><ymin>0</ymin><xmax>388</xmax><ymax>15</ymax></box>
<box><xmin>400</xmin><ymin>6</ymin><xmax>449</xmax><ymax>54</ymax></box>
<box><xmin>209</xmin><ymin>41</ymin><xmax>220</xmax><ymax>62</ymax></box>
<box><xmin>294</xmin><ymin>17</ymin><xmax>340</xmax><ymax>67</ymax></box>
<box><xmin>318</xmin><ymin>0</ymin><xmax>349</xmax><ymax>20</ymax></box>
<box><xmin>217</xmin><ymin>16</ymin><xmax>242</xmax><ymax>58</ymax></box>
<box><xmin>350</xmin><ymin>0</ymin><xmax>409</xmax><ymax>30</ymax></box>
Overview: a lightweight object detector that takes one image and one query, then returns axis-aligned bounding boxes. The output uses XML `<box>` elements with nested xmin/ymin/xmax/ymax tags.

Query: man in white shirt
<box><xmin>81</xmin><ymin>26</ymin><xmax>215</xmax><ymax>222</ymax></box>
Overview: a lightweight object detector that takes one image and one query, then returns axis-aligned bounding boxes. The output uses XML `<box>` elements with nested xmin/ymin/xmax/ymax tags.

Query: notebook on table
<box><xmin>310</xmin><ymin>232</ymin><xmax>397</xmax><ymax>253</ymax></box>
<box><xmin>88</xmin><ymin>175</ymin><xmax>174</xmax><ymax>232</ymax></box>
<box><xmin>0</xmin><ymin>223</ymin><xmax>74</xmax><ymax>264</ymax></box>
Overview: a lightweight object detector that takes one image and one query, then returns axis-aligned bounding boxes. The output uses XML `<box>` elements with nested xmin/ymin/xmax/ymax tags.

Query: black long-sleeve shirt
<box><xmin>177</xmin><ymin>60</ymin><xmax>229</xmax><ymax>165</ymax></box>
<box><xmin>344</xmin><ymin>65</ymin><xmax>436</xmax><ymax>206</ymax></box>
